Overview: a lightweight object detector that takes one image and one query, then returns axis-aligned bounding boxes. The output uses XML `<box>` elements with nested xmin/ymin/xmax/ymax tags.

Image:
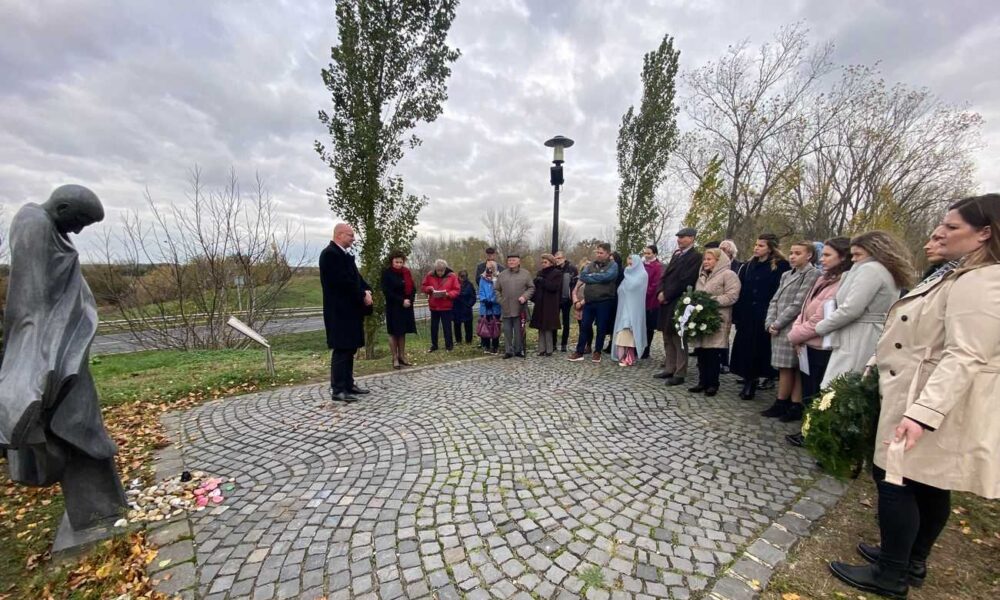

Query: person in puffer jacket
<box><xmin>477</xmin><ymin>261</ymin><xmax>502</xmax><ymax>353</ymax></box>
<box><xmin>421</xmin><ymin>259</ymin><xmax>460</xmax><ymax>351</ymax></box>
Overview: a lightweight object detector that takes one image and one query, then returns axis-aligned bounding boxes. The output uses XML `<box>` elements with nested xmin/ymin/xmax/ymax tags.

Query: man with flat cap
<box><xmin>320</xmin><ymin>223</ymin><xmax>373</xmax><ymax>402</ymax></box>
<box><xmin>655</xmin><ymin>227</ymin><xmax>703</xmax><ymax>386</ymax></box>
<box><xmin>0</xmin><ymin>184</ymin><xmax>128</xmax><ymax>536</ymax></box>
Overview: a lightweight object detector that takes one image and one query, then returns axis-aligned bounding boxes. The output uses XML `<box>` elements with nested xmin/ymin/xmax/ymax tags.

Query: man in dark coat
<box><xmin>320</xmin><ymin>223</ymin><xmax>373</xmax><ymax>402</ymax></box>
<box><xmin>655</xmin><ymin>228</ymin><xmax>703</xmax><ymax>385</ymax></box>
<box><xmin>0</xmin><ymin>185</ymin><xmax>127</xmax><ymax>534</ymax></box>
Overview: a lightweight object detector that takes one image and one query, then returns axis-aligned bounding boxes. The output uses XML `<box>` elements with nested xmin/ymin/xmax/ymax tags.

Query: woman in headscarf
<box><xmin>690</xmin><ymin>248</ymin><xmax>741</xmax><ymax>395</ymax></box>
<box><xmin>381</xmin><ymin>250</ymin><xmax>417</xmax><ymax>369</ymax></box>
<box><xmin>611</xmin><ymin>255</ymin><xmax>648</xmax><ymax>367</ymax></box>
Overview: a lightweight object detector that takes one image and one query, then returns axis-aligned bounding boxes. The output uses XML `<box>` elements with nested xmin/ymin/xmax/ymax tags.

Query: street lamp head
<box><xmin>544</xmin><ymin>135</ymin><xmax>574</xmax><ymax>164</ymax></box>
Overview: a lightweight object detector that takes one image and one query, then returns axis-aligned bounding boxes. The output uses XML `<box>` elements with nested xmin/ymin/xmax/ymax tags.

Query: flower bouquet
<box><xmin>802</xmin><ymin>368</ymin><xmax>881</xmax><ymax>479</ymax></box>
<box><xmin>672</xmin><ymin>287</ymin><xmax>723</xmax><ymax>341</ymax></box>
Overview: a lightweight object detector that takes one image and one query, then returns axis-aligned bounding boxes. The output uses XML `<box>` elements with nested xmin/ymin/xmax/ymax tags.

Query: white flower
<box><xmin>688</xmin><ymin>323</ymin><xmax>697</xmax><ymax>329</ymax></box>
<box><xmin>682</xmin><ymin>297</ymin><xmax>691</xmax><ymax>305</ymax></box>
<box><xmin>801</xmin><ymin>414</ymin><xmax>812</xmax><ymax>437</ymax></box>
<box><xmin>695</xmin><ymin>304</ymin><xmax>704</xmax><ymax>312</ymax></box>
<box><xmin>699</xmin><ymin>324</ymin><xmax>707</xmax><ymax>331</ymax></box>
<box><xmin>817</xmin><ymin>391</ymin><xmax>835</xmax><ymax>411</ymax></box>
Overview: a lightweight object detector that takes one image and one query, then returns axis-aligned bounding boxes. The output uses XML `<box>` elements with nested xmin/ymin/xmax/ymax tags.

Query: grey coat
<box><xmin>766</xmin><ymin>264</ymin><xmax>820</xmax><ymax>368</ymax></box>
<box><xmin>495</xmin><ymin>267</ymin><xmax>535</xmax><ymax>318</ymax></box>
<box><xmin>815</xmin><ymin>258</ymin><xmax>899</xmax><ymax>387</ymax></box>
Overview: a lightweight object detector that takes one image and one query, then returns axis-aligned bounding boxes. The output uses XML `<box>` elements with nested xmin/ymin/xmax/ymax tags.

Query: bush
<box><xmin>803</xmin><ymin>368</ymin><xmax>881</xmax><ymax>479</ymax></box>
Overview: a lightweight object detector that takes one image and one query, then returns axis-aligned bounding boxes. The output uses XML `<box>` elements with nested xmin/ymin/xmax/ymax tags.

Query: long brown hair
<box><xmin>823</xmin><ymin>236</ymin><xmax>852</xmax><ymax>281</ymax></box>
<box><xmin>756</xmin><ymin>233</ymin><xmax>786</xmax><ymax>271</ymax></box>
<box><xmin>850</xmin><ymin>231</ymin><xmax>914</xmax><ymax>289</ymax></box>
<box><xmin>949</xmin><ymin>194</ymin><xmax>1000</xmax><ymax>267</ymax></box>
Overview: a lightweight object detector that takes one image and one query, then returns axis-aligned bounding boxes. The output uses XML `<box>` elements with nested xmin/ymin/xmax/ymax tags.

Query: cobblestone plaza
<box><xmin>149</xmin><ymin>355</ymin><xmax>844</xmax><ymax>600</ymax></box>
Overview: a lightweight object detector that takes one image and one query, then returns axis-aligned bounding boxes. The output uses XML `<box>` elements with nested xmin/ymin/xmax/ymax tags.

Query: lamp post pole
<box><xmin>544</xmin><ymin>135</ymin><xmax>574</xmax><ymax>255</ymax></box>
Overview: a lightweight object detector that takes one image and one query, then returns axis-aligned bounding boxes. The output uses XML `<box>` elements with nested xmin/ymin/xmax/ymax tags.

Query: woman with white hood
<box><xmin>611</xmin><ymin>255</ymin><xmax>648</xmax><ymax>366</ymax></box>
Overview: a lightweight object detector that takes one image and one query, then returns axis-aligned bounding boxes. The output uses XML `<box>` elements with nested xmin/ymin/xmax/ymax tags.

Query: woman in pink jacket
<box><xmin>641</xmin><ymin>244</ymin><xmax>664</xmax><ymax>359</ymax></box>
<box><xmin>785</xmin><ymin>237</ymin><xmax>852</xmax><ymax>446</ymax></box>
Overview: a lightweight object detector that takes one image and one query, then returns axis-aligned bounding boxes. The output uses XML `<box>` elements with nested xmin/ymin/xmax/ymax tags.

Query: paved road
<box><xmin>149</xmin><ymin>352</ymin><xmax>842</xmax><ymax>600</ymax></box>
<box><xmin>93</xmin><ymin>306</ymin><xmax>433</xmax><ymax>355</ymax></box>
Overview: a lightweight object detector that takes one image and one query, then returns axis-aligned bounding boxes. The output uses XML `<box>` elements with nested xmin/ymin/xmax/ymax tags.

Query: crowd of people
<box><xmin>320</xmin><ymin>193</ymin><xmax>999</xmax><ymax>599</ymax></box>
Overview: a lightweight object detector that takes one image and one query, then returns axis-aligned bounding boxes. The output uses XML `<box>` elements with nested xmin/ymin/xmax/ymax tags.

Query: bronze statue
<box><xmin>0</xmin><ymin>185</ymin><xmax>127</xmax><ymax>549</ymax></box>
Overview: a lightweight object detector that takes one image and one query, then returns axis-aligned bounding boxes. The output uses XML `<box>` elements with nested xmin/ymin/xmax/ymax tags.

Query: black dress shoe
<box><xmin>736</xmin><ymin>378</ymin><xmax>746</xmax><ymax>385</ymax></box>
<box><xmin>828</xmin><ymin>562</ymin><xmax>909</xmax><ymax>599</ymax></box>
<box><xmin>653</xmin><ymin>372</ymin><xmax>674</xmax><ymax>379</ymax></box>
<box><xmin>502</xmin><ymin>353</ymin><xmax>514</xmax><ymax>359</ymax></box>
<box><xmin>704</xmin><ymin>387</ymin><xmax>718</xmax><ymax>397</ymax></box>
<box><xmin>665</xmin><ymin>377</ymin><xmax>685</xmax><ymax>386</ymax></box>
<box><xmin>857</xmin><ymin>543</ymin><xmax>926</xmax><ymax>587</ymax></box>
<box><xmin>786</xmin><ymin>432</ymin><xmax>804</xmax><ymax>447</ymax></box>
<box><xmin>779</xmin><ymin>402</ymin><xmax>804</xmax><ymax>423</ymax></box>
<box><xmin>332</xmin><ymin>392</ymin><xmax>359</xmax><ymax>403</ymax></box>
<box><xmin>428</xmin><ymin>347</ymin><xmax>438</xmax><ymax>352</ymax></box>
<box><xmin>349</xmin><ymin>386</ymin><xmax>370</xmax><ymax>395</ymax></box>
<box><xmin>688</xmin><ymin>385</ymin><xmax>706</xmax><ymax>393</ymax></box>
<box><xmin>761</xmin><ymin>399</ymin><xmax>790</xmax><ymax>418</ymax></box>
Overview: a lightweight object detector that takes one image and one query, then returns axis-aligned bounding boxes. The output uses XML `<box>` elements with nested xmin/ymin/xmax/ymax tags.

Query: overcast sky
<box><xmin>2</xmin><ymin>0</ymin><xmax>998</xmax><ymax>260</ymax></box>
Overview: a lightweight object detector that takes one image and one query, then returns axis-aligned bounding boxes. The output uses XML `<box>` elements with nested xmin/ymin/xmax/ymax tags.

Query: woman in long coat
<box><xmin>760</xmin><ymin>242</ymin><xmax>820</xmax><ymax>422</ymax></box>
<box><xmin>690</xmin><ymin>249</ymin><xmax>741</xmax><ymax>395</ymax></box>
<box><xmin>830</xmin><ymin>194</ymin><xmax>1000</xmax><ymax>599</ymax></box>
<box><xmin>814</xmin><ymin>231</ymin><xmax>911</xmax><ymax>388</ymax></box>
<box><xmin>381</xmin><ymin>250</ymin><xmax>417</xmax><ymax>369</ymax></box>
<box><xmin>530</xmin><ymin>254</ymin><xmax>563</xmax><ymax>356</ymax></box>
<box><xmin>730</xmin><ymin>234</ymin><xmax>791</xmax><ymax>399</ymax></box>
<box><xmin>611</xmin><ymin>255</ymin><xmax>649</xmax><ymax>366</ymax></box>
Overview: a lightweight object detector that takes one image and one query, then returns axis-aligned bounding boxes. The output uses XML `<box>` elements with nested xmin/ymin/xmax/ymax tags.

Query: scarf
<box><xmin>919</xmin><ymin>258</ymin><xmax>962</xmax><ymax>287</ymax></box>
<box><xmin>393</xmin><ymin>265</ymin><xmax>415</xmax><ymax>295</ymax></box>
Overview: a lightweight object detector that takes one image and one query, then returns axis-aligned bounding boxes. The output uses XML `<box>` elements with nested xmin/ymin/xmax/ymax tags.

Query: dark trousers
<box><xmin>430</xmin><ymin>310</ymin><xmax>454</xmax><ymax>350</ymax></box>
<box><xmin>480</xmin><ymin>335</ymin><xmax>499</xmax><ymax>351</ymax></box>
<box><xmin>697</xmin><ymin>348</ymin><xmax>724</xmax><ymax>388</ymax></box>
<box><xmin>643</xmin><ymin>308</ymin><xmax>658</xmax><ymax>357</ymax></box>
<box><xmin>576</xmin><ymin>300</ymin><xmax>614</xmax><ymax>354</ymax></box>
<box><xmin>801</xmin><ymin>347</ymin><xmax>832</xmax><ymax>402</ymax></box>
<box><xmin>453</xmin><ymin>319</ymin><xmax>473</xmax><ymax>344</ymax></box>
<box><xmin>559</xmin><ymin>301</ymin><xmax>572</xmax><ymax>348</ymax></box>
<box><xmin>330</xmin><ymin>349</ymin><xmax>356</xmax><ymax>393</ymax></box>
<box><xmin>873</xmin><ymin>466</ymin><xmax>951</xmax><ymax>570</ymax></box>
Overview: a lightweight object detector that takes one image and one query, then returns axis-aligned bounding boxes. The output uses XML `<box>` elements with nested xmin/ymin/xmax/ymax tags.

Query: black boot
<box><xmin>856</xmin><ymin>543</ymin><xmax>926</xmax><ymax>587</ymax></box>
<box><xmin>760</xmin><ymin>399</ymin><xmax>791</xmax><ymax>418</ymax></box>
<box><xmin>779</xmin><ymin>402</ymin><xmax>805</xmax><ymax>423</ymax></box>
<box><xmin>739</xmin><ymin>379</ymin><xmax>757</xmax><ymax>400</ymax></box>
<box><xmin>828</xmin><ymin>562</ymin><xmax>909</xmax><ymax>599</ymax></box>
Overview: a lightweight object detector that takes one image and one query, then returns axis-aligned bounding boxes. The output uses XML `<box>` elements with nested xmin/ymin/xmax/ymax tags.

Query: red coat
<box><xmin>421</xmin><ymin>269</ymin><xmax>460</xmax><ymax>311</ymax></box>
<box><xmin>643</xmin><ymin>260</ymin><xmax>663</xmax><ymax>311</ymax></box>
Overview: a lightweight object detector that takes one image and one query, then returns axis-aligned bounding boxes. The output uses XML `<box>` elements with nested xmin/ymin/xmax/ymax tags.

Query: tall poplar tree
<box><xmin>616</xmin><ymin>34</ymin><xmax>681</xmax><ymax>255</ymax></box>
<box><xmin>316</xmin><ymin>0</ymin><xmax>460</xmax><ymax>356</ymax></box>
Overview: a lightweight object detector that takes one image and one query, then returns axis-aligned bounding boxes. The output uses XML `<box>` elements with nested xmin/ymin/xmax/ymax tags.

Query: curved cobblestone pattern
<box><xmin>172</xmin><ymin>356</ymin><xmax>817</xmax><ymax>600</ymax></box>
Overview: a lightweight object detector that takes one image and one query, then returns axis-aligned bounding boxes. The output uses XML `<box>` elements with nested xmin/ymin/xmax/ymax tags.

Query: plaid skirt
<box><xmin>770</xmin><ymin>325</ymin><xmax>798</xmax><ymax>368</ymax></box>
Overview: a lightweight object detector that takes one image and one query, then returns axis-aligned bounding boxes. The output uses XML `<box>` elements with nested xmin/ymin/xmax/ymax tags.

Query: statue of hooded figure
<box><xmin>0</xmin><ymin>184</ymin><xmax>127</xmax><ymax>537</ymax></box>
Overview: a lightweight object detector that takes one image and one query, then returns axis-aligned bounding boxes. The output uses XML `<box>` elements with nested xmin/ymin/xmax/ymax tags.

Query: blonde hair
<box><xmin>703</xmin><ymin>248</ymin><xmax>723</xmax><ymax>261</ymax></box>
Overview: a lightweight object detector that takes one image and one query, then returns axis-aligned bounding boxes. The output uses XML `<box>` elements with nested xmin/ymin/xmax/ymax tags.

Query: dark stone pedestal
<box><xmin>51</xmin><ymin>512</ymin><xmax>120</xmax><ymax>558</ymax></box>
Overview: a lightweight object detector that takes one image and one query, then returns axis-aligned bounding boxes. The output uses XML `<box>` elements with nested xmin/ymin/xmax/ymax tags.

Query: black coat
<box><xmin>320</xmin><ymin>242</ymin><xmax>371</xmax><ymax>350</ymax></box>
<box><xmin>452</xmin><ymin>280</ymin><xmax>476</xmax><ymax>322</ymax></box>
<box><xmin>656</xmin><ymin>248</ymin><xmax>703</xmax><ymax>331</ymax></box>
<box><xmin>530</xmin><ymin>266</ymin><xmax>563</xmax><ymax>330</ymax></box>
<box><xmin>381</xmin><ymin>268</ymin><xmax>417</xmax><ymax>336</ymax></box>
<box><xmin>730</xmin><ymin>257</ymin><xmax>791</xmax><ymax>378</ymax></box>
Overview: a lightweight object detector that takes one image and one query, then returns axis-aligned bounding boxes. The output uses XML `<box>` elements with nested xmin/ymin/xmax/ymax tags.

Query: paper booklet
<box><xmin>821</xmin><ymin>299</ymin><xmax>836</xmax><ymax>349</ymax></box>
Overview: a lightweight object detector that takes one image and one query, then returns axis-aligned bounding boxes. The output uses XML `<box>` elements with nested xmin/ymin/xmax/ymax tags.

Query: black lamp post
<box><xmin>544</xmin><ymin>135</ymin><xmax>574</xmax><ymax>254</ymax></box>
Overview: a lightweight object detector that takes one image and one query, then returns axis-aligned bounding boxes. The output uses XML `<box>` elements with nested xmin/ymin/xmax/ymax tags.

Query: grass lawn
<box><xmin>0</xmin><ymin>319</ymin><xmax>492</xmax><ymax>598</ymax></box>
<box><xmin>764</xmin><ymin>476</ymin><xmax>1000</xmax><ymax>599</ymax></box>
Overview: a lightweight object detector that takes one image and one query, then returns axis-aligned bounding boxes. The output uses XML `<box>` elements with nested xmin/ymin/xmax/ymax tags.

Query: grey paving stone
<box><xmin>151</xmin><ymin>351</ymin><xmax>819</xmax><ymax>599</ymax></box>
<box><xmin>711</xmin><ymin>576</ymin><xmax>755</xmax><ymax>600</ymax></box>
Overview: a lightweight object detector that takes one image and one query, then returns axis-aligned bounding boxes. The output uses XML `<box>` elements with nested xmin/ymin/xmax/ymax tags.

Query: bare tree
<box><xmin>481</xmin><ymin>206</ymin><xmax>531</xmax><ymax>258</ymax></box>
<box><xmin>678</xmin><ymin>22</ymin><xmax>836</xmax><ymax>240</ymax></box>
<box><xmin>99</xmin><ymin>167</ymin><xmax>306</xmax><ymax>350</ymax></box>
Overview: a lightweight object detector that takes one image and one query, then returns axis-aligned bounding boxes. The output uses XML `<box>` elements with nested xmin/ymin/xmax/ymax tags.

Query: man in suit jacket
<box><xmin>320</xmin><ymin>223</ymin><xmax>373</xmax><ymax>402</ymax></box>
<box><xmin>655</xmin><ymin>228</ymin><xmax>704</xmax><ymax>385</ymax></box>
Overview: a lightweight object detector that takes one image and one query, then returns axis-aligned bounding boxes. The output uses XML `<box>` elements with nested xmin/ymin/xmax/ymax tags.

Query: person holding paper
<box><xmin>760</xmin><ymin>242</ymin><xmax>821</xmax><ymax>422</ymax></box>
<box><xmin>830</xmin><ymin>194</ymin><xmax>1000</xmax><ymax>599</ymax></box>
<box><xmin>784</xmin><ymin>237</ymin><xmax>852</xmax><ymax>446</ymax></box>
<box><xmin>421</xmin><ymin>259</ymin><xmax>461</xmax><ymax>352</ymax></box>
<box><xmin>814</xmin><ymin>231</ymin><xmax>912</xmax><ymax>389</ymax></box>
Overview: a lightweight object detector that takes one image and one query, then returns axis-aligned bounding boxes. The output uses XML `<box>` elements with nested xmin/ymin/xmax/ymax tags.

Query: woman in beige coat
<box><xmin>690</xmin><ymin>249</ymin><xmax>741</xmax><ymax>396</ymax></box>
<box><xmin>830</xmin><ymin>194</ymin><xmax>1000</xmax><ymax>599</ymax></box>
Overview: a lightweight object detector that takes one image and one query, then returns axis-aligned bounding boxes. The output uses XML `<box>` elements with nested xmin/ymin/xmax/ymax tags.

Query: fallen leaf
<box><xmin>781</xmin><ymin>594</ymin><xmax>801</xmax><ymax>600</ymax></box>
<box><xmin>158</xmin><ymin>559</ymin><xmax>172</xmax><ymax>568</ymax></box>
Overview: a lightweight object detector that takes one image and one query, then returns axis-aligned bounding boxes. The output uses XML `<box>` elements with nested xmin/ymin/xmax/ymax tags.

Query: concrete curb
<box><xmin>706</xmin><ymin>475</ymin><xmax>849</xmax><ymax>600</ymax></box>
